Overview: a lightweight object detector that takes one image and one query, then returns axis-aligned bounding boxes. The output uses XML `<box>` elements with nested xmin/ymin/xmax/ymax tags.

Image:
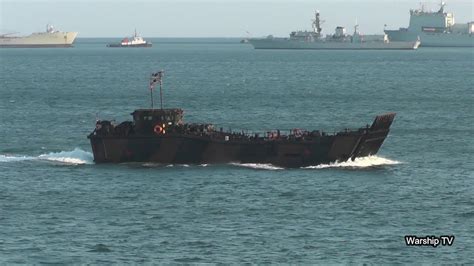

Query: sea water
<box><xmin>0</xmin><ymin>38</ymin><xmax>473</xmax><ymax>263</ymax></box>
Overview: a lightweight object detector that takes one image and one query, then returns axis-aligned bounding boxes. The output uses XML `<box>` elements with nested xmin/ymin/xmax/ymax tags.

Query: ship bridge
<box><xmin>408</xmin><ymin>3</ymin><xmax>454</xmax><ymax>31</ymax></box>
<box><xmin>132</xmin><ymin>108</ymin><xmax>184</xmax><ymax>133</ymax></box>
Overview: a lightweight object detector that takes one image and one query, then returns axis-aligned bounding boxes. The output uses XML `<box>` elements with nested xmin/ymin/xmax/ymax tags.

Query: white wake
<box><xmin>304</xmin><ymin>155</ymin><xmax>400</xmax><ymax>169</ymax></box>
<box><xmin>230</xmin><ymin>163</ymin><xmax>284</xmax><ymax>170</ymax></box>
<box><xmin>1</xmin><ymin>151</ymin><xmax>398</xmax><ymax>169</ymax></box>
<box><xmin>38</xmin><ymin>148</ymin><xmax>94</xmax><ymax>165</ymax></box>
<box><xmin>0</xmin><ymin>154</ymin><xmax>34</xmax><ymax>163</ymax></box>
<box><xmin>231</xmin><ymin>156</ymin><xmax>399</xmax><ymax>170</ymax></box>
<box><xmin>0</xmin><ymin>148</ymin><xmax>93</xmax><ymax>165</ymax></box>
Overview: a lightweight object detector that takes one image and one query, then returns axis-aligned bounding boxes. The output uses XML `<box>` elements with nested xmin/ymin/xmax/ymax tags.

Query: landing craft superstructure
<box><xmin>0</xmin><ymin>25</ymin><xmax>78</xmax><ymax>48</ymax></box>
<box><xmin>384</xmin><ymin>2</ymin><xmax>474</xmax><ymax>47</ymax></box>
<box><xmin>248</xmin><ymin>10</ymin><xmax>420</xmax><ymax>50</ymax></box>
<box><xmin>88</xmin><ymin>71</ymin><xmax>396</xmax><ymax>168</ymax></box>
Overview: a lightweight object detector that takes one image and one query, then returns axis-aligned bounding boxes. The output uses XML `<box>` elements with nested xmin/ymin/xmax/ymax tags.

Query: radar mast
<box><xmin>354</xmin><ymin>18</ymin><xmax>360</xmax><ymax>35</ymax></box>
<box><xmin>312</xmin><ymin>10</ymin><xmax>323</xmax><ymax>35</ymax></box>
<box><xmin>438</xmin><ymin>1</ymin><xmax>446</xmax><ymax>13</ymax></box>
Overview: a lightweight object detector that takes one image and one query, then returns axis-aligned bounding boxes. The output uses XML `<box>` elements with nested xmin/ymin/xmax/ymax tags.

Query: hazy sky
<box><xmin>1</xmin><ymin>0</ymin><xmax>473</xmax><ymax>37</ymax></box>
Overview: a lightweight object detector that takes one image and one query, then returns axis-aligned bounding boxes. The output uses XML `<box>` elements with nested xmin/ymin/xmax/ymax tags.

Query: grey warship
<box><xmin>248</xmin><ymin>10</ymin><xmax>420</xmax><ymax>50</ymax></box>
<box><xmin>88</xmin><ymin>72</ymin><xmax>396</xmax><ymax>168</ymax></box>
<box><xmin>385</xmin><ymin>2</ymin><xmax>474</xmax><ymax>47</ymax></box>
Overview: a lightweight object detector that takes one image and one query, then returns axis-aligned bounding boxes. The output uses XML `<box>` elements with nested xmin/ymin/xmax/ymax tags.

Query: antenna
<box><xmin>354</xmin><ymin>18</ymin><xmax>359</xmax><ymax>35</ymax></box>
<box><xmin>150</xmin><ymin>75</ymin><xmax>154</xmax><ymax>109</ymax></box>
<box><xmin>159</xmin><ymin>70</ymin><xmax>164</xmax><ymax>109</ymax></box>
<box><xmin>439</xmin><ymin>1</ymin><xmax>446</xmax><ymax>13</ymax></box>
<box><xmin>419</xmin><ymin>2</ymin><xmax>425</xmax><ymax>12</ymax></box>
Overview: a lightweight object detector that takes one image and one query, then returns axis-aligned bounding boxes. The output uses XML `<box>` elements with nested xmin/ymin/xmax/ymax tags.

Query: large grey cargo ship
<box><xmin>0</xmin><ymin>24</ymin><xmax>78</xmax><ymax>48</ymax></box>
<box><xmin>384</xmin><ymin>2</ymin><xmax>473</xmax><ymax>47</ymax></box>
<box><xmin>248</xmin><ymin>10</ymin><xmax>420</xmax><ymax>50</ymax></box>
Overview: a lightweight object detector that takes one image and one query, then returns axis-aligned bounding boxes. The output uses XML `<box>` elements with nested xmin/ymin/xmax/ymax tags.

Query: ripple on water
<box><xmin>174</xmin><ymin>257</ymin><xmax>204</xmax><ymax>263</ymax></box>
<box><xmin>88</xmin><ymin>244</ymin><xmax>112</xmax><ymax>253</ymax></box>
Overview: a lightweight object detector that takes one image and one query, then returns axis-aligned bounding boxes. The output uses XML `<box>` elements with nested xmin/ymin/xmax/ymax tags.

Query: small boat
<box><xmin>107</xmin><ymin>29</ymin><xmax>152</xmax><ymax>47</ymax></box>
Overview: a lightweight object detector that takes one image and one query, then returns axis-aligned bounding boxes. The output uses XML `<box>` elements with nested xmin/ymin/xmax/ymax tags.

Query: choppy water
<box><xmin>0</xmin><ymin>38</ymin><xmax>473</xmax><ymax>263</ymax></box>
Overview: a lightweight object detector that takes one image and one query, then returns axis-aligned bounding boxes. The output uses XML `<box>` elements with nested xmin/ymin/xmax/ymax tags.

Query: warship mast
<box><xmin>312</xmin><ymin>10</ymin><xmax>323</xmax><ymax>35</ymax></box>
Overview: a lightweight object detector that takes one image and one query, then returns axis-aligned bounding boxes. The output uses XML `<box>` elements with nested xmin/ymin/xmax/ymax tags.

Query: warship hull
<box><xmin>248</xmin><ymin>38</ymin><xmax>420</xmax><ymax>50</ymax></box>
<box><xmin>0</xmin><ymin>44</ymin><xmax>74</xmax><ymax>48</ymax></box>
<box><xmin>384</xmin><ymin>30</ymin><xmax>474</xmax><ymax>47</ymax></box>
<box><xmin>88</xmin><ymin>113</ymin><xmax>395</xmax><ymax>168</ymax></box>
<box><xmin>0</xmin><ymin>32</ymin><xmax>78</xmax><ymax>48</ymax></box>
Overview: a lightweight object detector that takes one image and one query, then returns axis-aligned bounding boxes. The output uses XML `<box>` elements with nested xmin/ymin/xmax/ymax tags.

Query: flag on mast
<box><xmin>149</xmin><ymin>71</ymin><xmax>164</xmax><ymax>90</ymax></box>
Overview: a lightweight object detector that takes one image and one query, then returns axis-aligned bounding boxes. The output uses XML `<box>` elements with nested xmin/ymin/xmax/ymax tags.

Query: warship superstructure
<box><xmin>0</xmin><ymin>25</ymin><xmax>78</xmax><ymax>48</ymax></box>
<box><xmin>88</xmin><ymin>71</ymin><xmax>396</xmax><ymax>168</ymax></box>
<box><xmin>107</xmin><ymin>29</ymin><xmax>152</xmax><ymax>47</ymax></box>
<box><xmin>384</xmin><ymin>2</ymin><xmax>474</xmax><ymax>47</ymax></box>
<box><xmin>248</xmin><ymin>11</ymin><xmax>420</xmax><ymax>50</ymax></box>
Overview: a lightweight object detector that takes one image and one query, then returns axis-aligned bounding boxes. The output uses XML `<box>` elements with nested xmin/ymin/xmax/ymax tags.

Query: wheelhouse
<box><xmin>132</xmin><ymin>109</ymin><xmax>184</xmax><ymax>133</ymax></box>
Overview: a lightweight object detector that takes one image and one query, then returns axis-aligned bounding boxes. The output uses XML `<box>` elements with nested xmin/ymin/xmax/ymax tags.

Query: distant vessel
<box><xmin>107</xmin><ymin>30</ymin><xmax>152</xmax><ymax>47</ymax></box>
<box><xmin>0</xmin><ymin>24</ymin><xmax>78</xmax><ymax>48</ymax></box>
<box><xmin>385</xmin><ymin>2</ymin><xmax>474</xmax><ymax>47</ymax></box>
<box><xmin>88</xmin><ymin>71</ymin><xmax>396</xmax><ymax>168</ymax></box>
<box><xmin>248</xmin><ymin>11</ymin><xmax>420</xmax><ymax>50</ymax></box>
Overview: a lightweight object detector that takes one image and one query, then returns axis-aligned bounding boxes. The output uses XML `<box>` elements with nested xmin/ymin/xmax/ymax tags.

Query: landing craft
<box><xmin>88</xmin><ymin>71</ymin><xmax>396</xmax><ymax>168</ymax></box>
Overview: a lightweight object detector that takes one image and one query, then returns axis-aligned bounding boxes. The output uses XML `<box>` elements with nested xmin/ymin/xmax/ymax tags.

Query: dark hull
<box><xmin>88</xmin><ymin>118</ymin><xmax>393</xmax><ymax>168</ymax></box>
<box><xmin>0</xmin><ymin>44</ymin><xmax>74</xmax><ymax>48</ymax></box>
<box><xmin>106</xmin><ymin>43</ymin><xmax>152</xmax><ymax>48</ymax></box>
